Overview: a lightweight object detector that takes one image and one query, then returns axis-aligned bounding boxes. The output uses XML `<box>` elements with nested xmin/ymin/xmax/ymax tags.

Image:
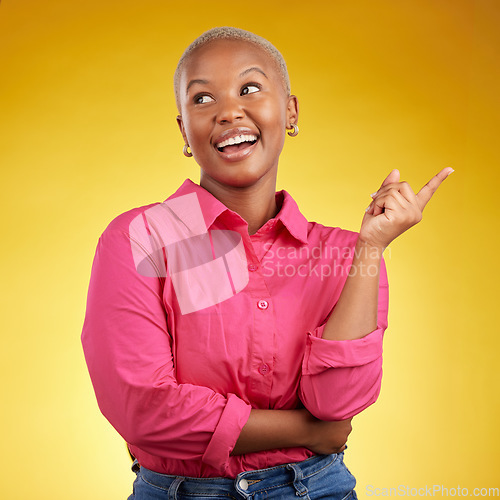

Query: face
<box><xmin>176</xmin><ymin>39</ymin><xmax>298</xmax><ymax>190</ymax></box>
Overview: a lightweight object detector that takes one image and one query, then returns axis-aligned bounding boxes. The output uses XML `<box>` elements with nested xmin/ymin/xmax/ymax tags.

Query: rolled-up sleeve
<box><xmin>81</xmin><ymin>222</ymin><xmax>251</xmax><ymax>473</ymax></box>
<box><xmin>299</xmin><ymin>257</ymin><xmax>389</xmax><ymax>421</ymax></box>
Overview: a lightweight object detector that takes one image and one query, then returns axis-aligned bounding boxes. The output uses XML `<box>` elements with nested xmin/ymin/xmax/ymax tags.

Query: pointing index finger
<box><xmin>416</xmin><ymin>167</ymin><xmax>454</xmax><ymax>210</ymax></box>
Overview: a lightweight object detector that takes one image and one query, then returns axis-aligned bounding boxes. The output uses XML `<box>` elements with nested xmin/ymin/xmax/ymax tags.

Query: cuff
<box><xmin>302</xmin><ymin>326</ymin><xmax>384</xmax><ymax>375</ymax></box>
<box><xmin>202</xmin><ymin>393</ymin><xmax>252</xmax><ymax>471</ymax></box>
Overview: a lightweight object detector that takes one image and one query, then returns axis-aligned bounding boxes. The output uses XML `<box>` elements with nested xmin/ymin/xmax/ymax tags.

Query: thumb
<box><xmin>380</xmin><ymin>169</ymin><xmax>400</xmax><ymax>188</ymax></box>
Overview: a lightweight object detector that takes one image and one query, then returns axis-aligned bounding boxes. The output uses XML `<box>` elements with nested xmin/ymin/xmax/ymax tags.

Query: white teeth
<box><xmin>217</xmin><ymin>134</ymin><xmax>257</xmax><ymax>149</ymax></box>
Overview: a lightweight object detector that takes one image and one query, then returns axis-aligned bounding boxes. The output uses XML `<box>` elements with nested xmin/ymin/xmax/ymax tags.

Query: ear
<box><xmin>286</xmin><ymin>95</ymin><xmax>299</xmax><ymax>126</ymax></box>
<box><xmin>176</xmin><ymin>115</ymin><xmax>188</xmax><ymax>145</ymax></box>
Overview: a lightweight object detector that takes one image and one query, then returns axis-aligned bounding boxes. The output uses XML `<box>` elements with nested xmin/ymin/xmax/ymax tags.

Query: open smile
<box><xmin>213</xmin><ymin>128</ymin><xmax>259</xmax><ymax>162</ymax></box>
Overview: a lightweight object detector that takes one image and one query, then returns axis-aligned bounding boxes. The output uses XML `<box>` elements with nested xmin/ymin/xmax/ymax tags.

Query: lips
<box><xmin>213</xmin><ymin>127</ymin><xmax>259</xmax><ymax>162</ymax></box>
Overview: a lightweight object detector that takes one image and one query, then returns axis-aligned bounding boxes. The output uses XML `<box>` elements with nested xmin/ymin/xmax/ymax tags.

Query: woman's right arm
<box><xmin>81</xmin><ymin>224</ymin><xmax>252</xmax><ymax>471</ymax></box>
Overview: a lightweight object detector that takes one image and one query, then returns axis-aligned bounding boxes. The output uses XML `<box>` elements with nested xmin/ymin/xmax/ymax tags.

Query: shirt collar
<box><xmin>274</xmin><ymin>188</ymin><xmax>309</xmax><ymax>245</ymax></box>
<box><xmin>166</xmin><ymin>178</ymin><xmax>309</xmax><ymax>245</ymax></box>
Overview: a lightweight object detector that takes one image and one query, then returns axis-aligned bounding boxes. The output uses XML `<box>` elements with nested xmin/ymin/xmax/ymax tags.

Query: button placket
<box><xmin>243</xmin><ymin>241</ymin><xmax>274</xmax><ymax>406</ymax></box>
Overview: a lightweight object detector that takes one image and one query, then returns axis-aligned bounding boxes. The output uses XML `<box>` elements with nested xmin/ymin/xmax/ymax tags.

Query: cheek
<box><xmin>183</xmin><ymin>116</ymin><xmax>207</xmax><ymax>146</ymax></box>
<box><xmin>254</xmin><ymin>98</ymin><xmax>285</xmax><ymax>128</ymax></box>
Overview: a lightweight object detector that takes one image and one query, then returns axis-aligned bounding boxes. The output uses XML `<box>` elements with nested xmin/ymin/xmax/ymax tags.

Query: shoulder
<box><xmin>306</xmin><ymin>220</ymin><xmax>359</xmax><ymax>250</ymax></box>
<box><xmin>92</xmin><ymin>202</ymin><xmax>167</xmax><ymax>276</ymax></box>
<box><xmin>306</xmin><ymin>220</ymin><xmax>389</xmax><ymax>285</ymax></box>
<box><xmin>103</xmin><ymin>202</ymin><xmax>161</xmax><ymax>236</ymax></box>
<box><xmin>100</xmin><ymin>178</ymin><xmax>205</xmax><ymax>238</ymax></box>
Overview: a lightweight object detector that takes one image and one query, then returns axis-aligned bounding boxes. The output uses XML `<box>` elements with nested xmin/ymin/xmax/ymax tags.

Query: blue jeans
<box><xmin>128</xmin><ymin>453</ymin><xmax>357</xmax><ymax>499</ymax></box>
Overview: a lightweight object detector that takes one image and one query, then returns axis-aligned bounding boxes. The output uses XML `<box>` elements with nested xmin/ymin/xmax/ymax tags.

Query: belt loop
<box><xmin>131</xmin><ymin>459</ymin><xmax>140</xmax><ymax>474</ymax></box>
<box><xmin>168</xmin><ymin>476</ymin><xmax>185</xmax><ymax>500</ymax></box>
<box><xmin>287</xmin><ymin>463</ymin><xmax>308</xmax><ymax>497</ymax></box>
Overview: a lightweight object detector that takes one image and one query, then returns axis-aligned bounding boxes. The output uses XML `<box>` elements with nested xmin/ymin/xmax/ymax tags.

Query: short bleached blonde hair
<box><xmin>174</xmin><ymin>27</ymin><xmax>291</xmax><ymax>110</ymax></box>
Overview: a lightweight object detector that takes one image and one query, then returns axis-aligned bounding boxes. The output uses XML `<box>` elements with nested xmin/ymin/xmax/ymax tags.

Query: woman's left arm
<box><xmin>300</xmin><ymin>168</ymin><xmax>453</xmax><ymax>420</ymax></box>
<box><xmin>324</xmin><ymin>167</ymin><xmax>453</xmax><ymax>341</ymax></box>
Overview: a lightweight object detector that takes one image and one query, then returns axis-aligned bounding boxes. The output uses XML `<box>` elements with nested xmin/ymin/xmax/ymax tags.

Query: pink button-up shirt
<box><xmin>81</xmin><ymin>179</ymin><xmax>389</xmax><ymax>478</ymax></box>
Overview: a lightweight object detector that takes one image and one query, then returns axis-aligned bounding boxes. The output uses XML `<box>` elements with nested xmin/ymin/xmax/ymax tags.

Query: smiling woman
<box><xmin>81</xmin><ymin>26</ymin><xmax>452</xmax><ymax>500</ymax></box>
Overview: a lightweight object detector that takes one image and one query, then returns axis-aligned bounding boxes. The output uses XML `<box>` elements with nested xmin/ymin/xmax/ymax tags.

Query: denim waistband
<box><xmin>136</xmin><ymin>453</ymin><xmax>344</xmax><ymax>498</ymax></box>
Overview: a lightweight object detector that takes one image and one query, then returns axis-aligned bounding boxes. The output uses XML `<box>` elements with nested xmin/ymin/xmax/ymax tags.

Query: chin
<box><xmin>201</xmin><ymin>163</ymin><xmax>278</xmax><ymax>190</ymax></box>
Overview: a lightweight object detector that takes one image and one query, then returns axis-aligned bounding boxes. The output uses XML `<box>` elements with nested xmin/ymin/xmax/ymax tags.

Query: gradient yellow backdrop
<box><xmin>1</xmin><ymin>0</ymin><xmax>498</xmax><ymax>498</ymax></box>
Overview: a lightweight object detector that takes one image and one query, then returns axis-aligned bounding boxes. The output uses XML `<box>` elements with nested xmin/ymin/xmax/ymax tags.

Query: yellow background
<box><xmin>1</xmin><ymin>0</ymin><xmax>498</xmax><ymax>498</ymax></box>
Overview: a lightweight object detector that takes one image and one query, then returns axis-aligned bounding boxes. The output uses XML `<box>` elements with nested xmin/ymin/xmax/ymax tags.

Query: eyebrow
<box><xmin>186</xmin><ymin>79</ymin><xmax>209</xmax><ymax>94</ymax></box>
<box><xmin>239</xmin><ymin>67</ymin><xmax>268</xmax><ymax>79</ymax></box>
<box><xmin>185</xmin><ymin>67</ymin><xmax>268</xmax><ymax>95</ymax></box>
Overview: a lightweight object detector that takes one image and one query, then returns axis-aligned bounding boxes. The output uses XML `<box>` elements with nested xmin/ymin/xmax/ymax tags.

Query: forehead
<box><xmin>179</xmin><ymin>39</ymin><xmax>282</xmax><ymax>87</ymax></box>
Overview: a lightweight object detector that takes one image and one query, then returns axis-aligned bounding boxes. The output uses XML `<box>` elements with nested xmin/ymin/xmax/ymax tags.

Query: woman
<box><xmin>81</xmin><ymin>27</ymin><xmax>452</xmax><ymax>499</ymax></box>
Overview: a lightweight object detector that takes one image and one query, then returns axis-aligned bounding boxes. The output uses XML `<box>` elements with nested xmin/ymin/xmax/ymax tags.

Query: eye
<box><xmin>194</xmin><ymin>94</ymin><xmax>214</xmax><ymax>104</ymax></box>
<box><xmin>241</xmin><ymin>84</ymin><xmax>261</xmax><ymax>96</ymax></box>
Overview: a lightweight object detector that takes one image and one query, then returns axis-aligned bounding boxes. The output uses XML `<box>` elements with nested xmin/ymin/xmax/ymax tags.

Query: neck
<box><xmin>200</xmin><ymin>174</ymin><xmax>278</xmax><ymax>235</ymax></box>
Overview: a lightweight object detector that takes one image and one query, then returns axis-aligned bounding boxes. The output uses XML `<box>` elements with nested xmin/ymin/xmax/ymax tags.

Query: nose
<box><xmin>216</xmin><ymin>95</ymin><xmax>244</xmax><ymax>124</ymax></box>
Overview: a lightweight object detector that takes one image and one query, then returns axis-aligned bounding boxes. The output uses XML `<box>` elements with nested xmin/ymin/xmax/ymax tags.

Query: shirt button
<box><xmin>248</xmin><ymin>263</ymin><xmax>258</xmax><ymax>272</ymax></box>
<box><xmin>257</xmin><ymin>299</ymin><xmax>269</xmax><ymax>310</ymax></box>
<box><xmin>259</xmin><ymin>363</ymin><xmax>270</xmax><ymax>375</ymax></box>
<box><xmin>239</xmin><ymin>478</ymin><xmax>249</xmax><ymax>490</ymax></box>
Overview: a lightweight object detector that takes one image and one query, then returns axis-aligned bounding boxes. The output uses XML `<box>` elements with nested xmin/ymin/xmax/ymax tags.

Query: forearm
<box><xmin>322</xmin><ymin>239</ymin><xmax>383</xmax><ymax>341</ymax></box>
<box><xmin>231</xmin><ymin>408</ymin><xmax>308</xmax><ymax>455</ymax></box>
<box><xmin>231</xmin><ymin>408</ymin><xmax>351</xmax><ymax>456</ymax></box>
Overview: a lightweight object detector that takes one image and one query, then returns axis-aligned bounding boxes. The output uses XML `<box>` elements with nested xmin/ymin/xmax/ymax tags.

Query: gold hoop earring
<box><xmin>183</xmin><ymin>145</ymin><xmax>193</xmax><ymax>157</ymax></box>
<box><xmin>287</xmin><ymin>124</ymin><xmax>299</xmax><ymax>137</ymax></box>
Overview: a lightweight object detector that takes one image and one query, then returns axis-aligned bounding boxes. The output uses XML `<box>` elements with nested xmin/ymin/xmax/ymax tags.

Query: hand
<box><xmin>302</xmin><ymin>410</ymin><xmax>353</xmax><ymax>455</ymax></box>
<box><xmin>360</xmin><ymin>168</ymin><xmax>454</xmax><ymax>250</ymax></box>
